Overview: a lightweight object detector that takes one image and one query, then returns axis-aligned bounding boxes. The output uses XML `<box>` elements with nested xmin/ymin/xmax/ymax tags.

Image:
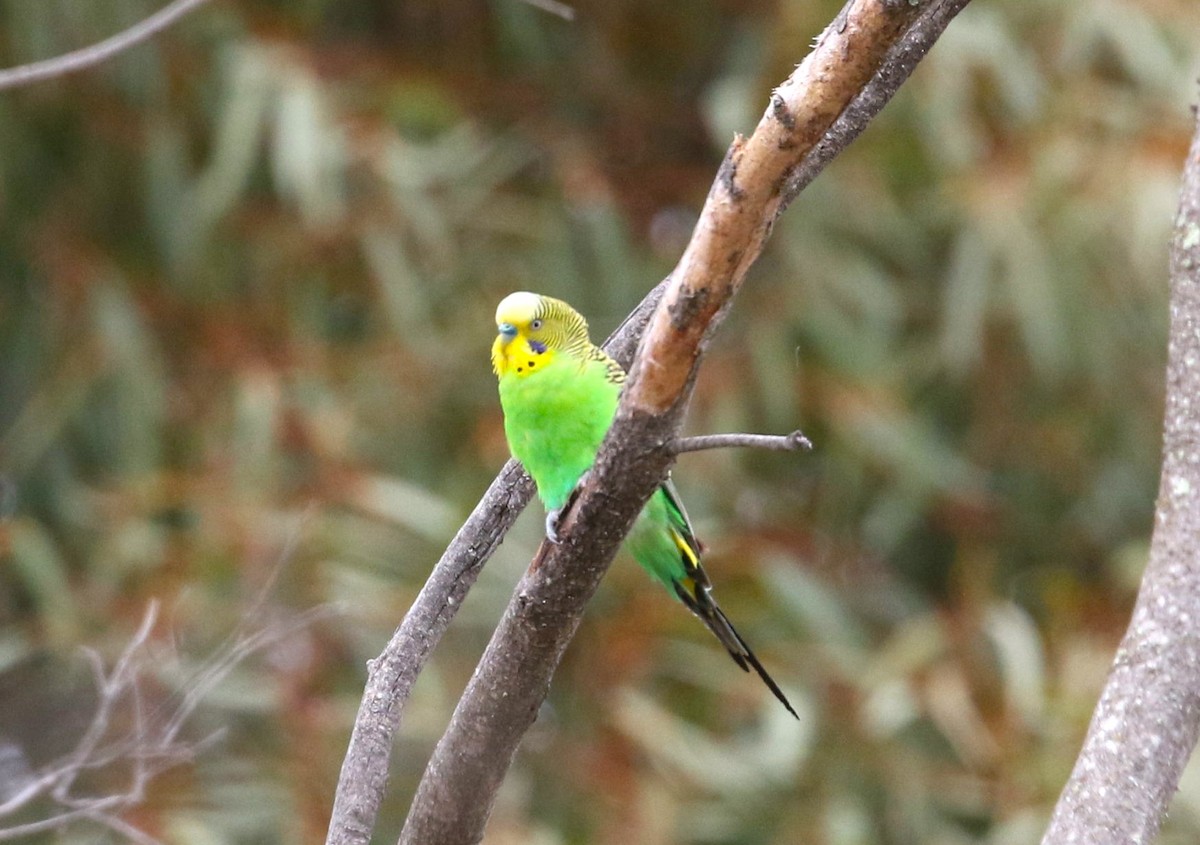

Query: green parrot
<box><xmin>492</xmin><ymin>291</ymin><xmax>796</xmax><ymax>717</ymax></box>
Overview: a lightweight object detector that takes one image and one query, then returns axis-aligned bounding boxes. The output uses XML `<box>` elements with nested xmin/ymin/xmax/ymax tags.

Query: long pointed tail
<box><xmin>672</xmin><ymin>581</ymin><xmax>798</xmax><ymax>719</ymax></box>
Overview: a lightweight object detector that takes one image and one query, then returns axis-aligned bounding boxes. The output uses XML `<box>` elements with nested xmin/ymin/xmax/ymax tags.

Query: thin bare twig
<box><xmin>0</xmin><ymin>520</ymin><xmax>330</xmax><ymax>842</ymax></box>
<box><xmin>0</xmin><ymin>604</ymin><xmax>162</xmax><ymax>841</ymax></box>
<box><xmin>671</xmin><ymin>430</ymin><xmax>812</xmax><ymax>455</ymax></box>
<box><xmin>87</xmin><ymin>811</ymin><xmax>164</xmax><ymax>845</ymax></box>
<box><xmin>0</xmin><ymin>806</ymin><xmax>110</xmax><ymax>841</ymax></box>
<box><xmin>52</xmin><ymin>605</ymin><xmax>160</xmax><ymax>803</ymax></box>
<box><xmin>519</xmin><ymin>0</ymin><xmax>576</xmax><ymax>21</ymax></box>
<box><xmin>0</xmin><ymin>0</ymin><xmax>213</xmax><ymax>92</ymax></box>
<box><xmin>162</xmin><ymin>606</ymin><xmax>332</xmax><ymax>746</ymax></box>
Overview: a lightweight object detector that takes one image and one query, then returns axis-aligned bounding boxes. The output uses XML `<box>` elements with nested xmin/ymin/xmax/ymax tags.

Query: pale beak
<box><xmin>497</xmin><ymin>323</ymin><xmax>517</xmax><ymax>343</ymax></box>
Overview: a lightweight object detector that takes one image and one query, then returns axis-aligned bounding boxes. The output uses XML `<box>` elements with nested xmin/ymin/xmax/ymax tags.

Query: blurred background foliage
<box><xmin>0</xmin><ymin>0</ymin><xmax>1197</xmax><ymax>842</ymax></box>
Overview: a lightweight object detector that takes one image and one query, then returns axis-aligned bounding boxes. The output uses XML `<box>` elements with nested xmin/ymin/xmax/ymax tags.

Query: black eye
<box><xmin>530</xmin><ymin>319</ymin><xmax>543</xmax><ymax>331</ymax></box>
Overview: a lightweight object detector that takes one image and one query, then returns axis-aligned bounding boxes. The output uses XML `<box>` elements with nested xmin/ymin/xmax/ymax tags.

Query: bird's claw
<box><xmin>544</xmin><ymin>471</ymin><xmax>591</xmax><ymax>545</ymax></box>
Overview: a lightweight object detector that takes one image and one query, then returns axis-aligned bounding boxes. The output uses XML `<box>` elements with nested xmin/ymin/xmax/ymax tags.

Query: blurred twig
<box><xmin>0</xmin><ymin>546</ymin><xmax>331</xmax><ymax>842</ymax></box>
<box><xmin>0</xmin><ymin>605</ymin><xmax>163</xmax><ymax>840</ymax></box>
<box><xmin>518</xmin><ymin>0</ymin><xmax>576</xmax><ymax>21</ymax></box>
<box><xmin>396</xmin><ymin>1</ymin><xmax>972</xmax><ymax>843</ymax></box>
<box><xmin>0</xmin><ymin>604</ymin><xmax>180</xmax><ymax>843</ymax></box>
<box><xmin>0</xmin><ymin>477</ymin><xmax>14</xmax><ymax>522</ymax></box>
<box><xmin>1040</xmin><ymin>99</ymin><xmax>1200</xmax><ymax>845</ymax></box>
<box><xmin>671</xmin><ymin>430</ymin><xmax>813</xmax><ymax>455</ymax></box>
<box><xmin>0</xmin><ymin>0</ymin><xmax>212</xmax><ymax>91</ymax></box>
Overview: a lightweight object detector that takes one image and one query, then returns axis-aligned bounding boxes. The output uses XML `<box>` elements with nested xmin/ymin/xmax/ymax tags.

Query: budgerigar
<box><xmin>491</xmin><ymin>291</ymin><xmax>796</xmax><ymax>717</ymax></box>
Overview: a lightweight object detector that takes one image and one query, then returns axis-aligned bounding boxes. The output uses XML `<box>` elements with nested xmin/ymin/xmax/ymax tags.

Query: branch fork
<box><xmin>326</xmin><ymin>2</ymin><xmax>977</xmax><ymax>843</ymax></box>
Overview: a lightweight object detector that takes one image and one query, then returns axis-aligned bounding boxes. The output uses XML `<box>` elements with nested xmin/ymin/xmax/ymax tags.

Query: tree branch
<box><xmin>0</xmin><ymin>0</ymin><xmax>212</xmax><ymax>92</ymax></box>
<box><xmin>779</xmin><ymin>0</ymin><xmax>972</xmax><ymax>213</ymax></box>
<box><xmin>1039</xmin><ymin>99</ymin><xmax>1200</xmax><ymax>845</ymax></box>
<box><xmin>671</xmin><ymin>430</ymin><xmax>812</xmax><ymax>455</ymax></box>
<box><xmin>396</xmin><ymin>2</ymin><xmax>972</xmax><ymax>843</ymax></box>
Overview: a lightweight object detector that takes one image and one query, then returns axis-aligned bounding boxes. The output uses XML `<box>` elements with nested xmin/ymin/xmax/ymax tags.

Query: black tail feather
<box><xmin>713</xmin><ymin>605</ymin><xmax>798</xmax><ymax>719</ymax></box>
<box><xmin>672</xmin><ymin>581</ymin><xmax>798</xmax><ymax>719</ymax></box>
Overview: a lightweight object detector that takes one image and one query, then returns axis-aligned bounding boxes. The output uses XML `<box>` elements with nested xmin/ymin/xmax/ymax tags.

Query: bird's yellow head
<box><xmin>491</xmin><ymin>291</ymin><xmax>590</xmax><ymax>378</ymax></box>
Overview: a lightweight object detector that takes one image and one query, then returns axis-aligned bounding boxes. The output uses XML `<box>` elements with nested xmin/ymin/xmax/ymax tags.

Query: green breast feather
<box><xmin>498</xmin><ymin>352</ymin><xmax>619</xmax><ymax>511</ymax></box>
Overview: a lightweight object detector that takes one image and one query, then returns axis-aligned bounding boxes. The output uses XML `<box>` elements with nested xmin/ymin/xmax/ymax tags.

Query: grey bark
<box><xmin>1040</xmin><ymin>106</ymin><xmax>1200</xmax><ymax>843</ymax></box>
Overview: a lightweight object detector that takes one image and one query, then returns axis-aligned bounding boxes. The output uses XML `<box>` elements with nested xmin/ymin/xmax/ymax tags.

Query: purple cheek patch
<box><xmin>529</xmin><ymin>340</ymin><xmax>547</xmax><ymax>354</ymax></box>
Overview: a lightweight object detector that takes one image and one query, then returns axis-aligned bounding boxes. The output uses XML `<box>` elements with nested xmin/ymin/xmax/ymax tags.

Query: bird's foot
<box><xmin>544</xmin><ymin>471</ymin><xmax>592</xmax><ymax>545</ymax></box>
<box><xmin>545</xmin><ymin>508</ymin><xmax>562</xmax><ymax>544</ymax></box>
